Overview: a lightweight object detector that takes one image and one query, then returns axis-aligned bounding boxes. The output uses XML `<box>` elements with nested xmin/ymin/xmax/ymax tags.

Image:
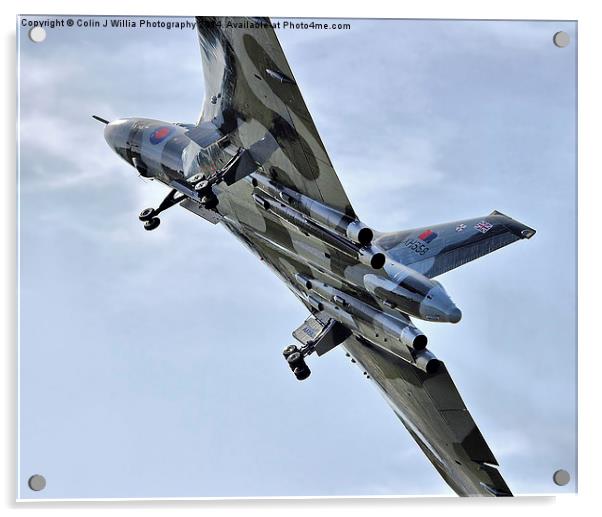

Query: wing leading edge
<box><xmin>195</xmin><ymin>16</ymin><xmax>356</xmax><ymax>218</ymax></box>
<box><xmin>343</xmin><ymin>335</ymin><xmax>512</xmax><ymax>497</ymax></box>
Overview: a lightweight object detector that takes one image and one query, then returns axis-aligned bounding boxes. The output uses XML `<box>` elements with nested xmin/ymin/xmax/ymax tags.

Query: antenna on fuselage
<box><xmin>92</xmin><ymin>115</ymin><xmax>109</xmax><ymax>125</ymax></box>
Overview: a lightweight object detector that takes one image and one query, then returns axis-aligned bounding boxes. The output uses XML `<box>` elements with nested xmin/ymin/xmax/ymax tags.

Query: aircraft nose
<box><xmin>103</xmin><ymin>118</ymin><xmax>135</xmax><ymax>159</ymax></box>
<box><xmin>448</xmin><ymin>306</ymin><xmax>462</xmax><ymax>324</ymax></box>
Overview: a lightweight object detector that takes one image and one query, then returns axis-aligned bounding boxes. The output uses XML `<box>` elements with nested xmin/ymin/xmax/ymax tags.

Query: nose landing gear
<box><xmin>139</xmin><ymin>207</ymin><xmax>161</xmax><ymax>231</ymax></box>
<box><xmin>137</xmin><ymin>188</ymin><xmax>186</xmax><ymax>231</ymax></box>
<box><xmin>138</xmin><ymin>175</ymin><xmax>220</xmax><ymax>231</ymax></box>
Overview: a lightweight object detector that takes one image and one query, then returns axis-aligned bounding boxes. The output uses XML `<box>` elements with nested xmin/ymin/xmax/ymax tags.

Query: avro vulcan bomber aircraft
<box><xmin>97</xmin><ymin>16</ymin><xmax>536</xmax><ymax>496</ymax></box>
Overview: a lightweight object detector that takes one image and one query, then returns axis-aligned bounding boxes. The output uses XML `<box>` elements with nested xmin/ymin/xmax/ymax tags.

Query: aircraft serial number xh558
<box><xmin>96</xmin><ymin>17</ymin><xmax>535</xmax><ymax>497</ymax></box>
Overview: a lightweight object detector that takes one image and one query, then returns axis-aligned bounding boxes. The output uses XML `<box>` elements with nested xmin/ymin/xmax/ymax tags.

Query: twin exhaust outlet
<box><xmin>250</xmin><ymin>175</ymin><xmax>386</xmax><ymax>270</ymax></box>
<box><xmin>250</xmin><ymin>174</ymin><xmax>440</xmax><ymax>374</ymax></box>
<box><xmin>297</xmin><ymin>274</ymin><xmax>440</xmax><ymax>374</ymax></box>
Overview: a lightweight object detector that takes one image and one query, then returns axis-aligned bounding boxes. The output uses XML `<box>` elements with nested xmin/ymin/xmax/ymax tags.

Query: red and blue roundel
<box><xmin>418</xmin><ymin>229</ymin><xmax>438</xmax><ymax>244</ymax></box>
<box><xmin>149</xmin><ymin>126</ymin><xmax>173</xmax><ymax>145</ymax></box>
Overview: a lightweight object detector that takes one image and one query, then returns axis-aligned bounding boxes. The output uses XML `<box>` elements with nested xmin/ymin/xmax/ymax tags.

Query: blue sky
<box><xmin>17</xmin><ymin>16</ymin><xmax>576</xmax><ymax>498</ymax></box>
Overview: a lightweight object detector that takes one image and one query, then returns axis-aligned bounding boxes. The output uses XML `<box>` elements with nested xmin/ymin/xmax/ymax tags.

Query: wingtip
<box><xmin>490</xmin><ymin>210</ymin><xmax>536</xmax><ymax>239</ymax></box>
<box><xmin>521</xmin><ymin>228</ymin><xmax>536</xmax><ymax>239</ymax></box>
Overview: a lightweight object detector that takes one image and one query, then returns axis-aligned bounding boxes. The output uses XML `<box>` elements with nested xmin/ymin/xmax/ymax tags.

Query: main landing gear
<box><xmin>283</xmin><ymin>316</ymin><xmax>350</xmax><ymax>381</ymax></box>
<box><xmin>283</xmin><ymin>344</ymin><xmax>312</xmax><ymax>381</ymax></box>
<box><xmin>193</xmin><ymin>179</ymin><xmax>219</xmax><ymax>210</ymax></box>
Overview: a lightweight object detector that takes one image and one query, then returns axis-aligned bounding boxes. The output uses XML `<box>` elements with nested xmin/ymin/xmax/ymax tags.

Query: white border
<box><xmin>3</xmin><ymin>0</ymin><xmax>599</xmax><ymax>515</ymax></box>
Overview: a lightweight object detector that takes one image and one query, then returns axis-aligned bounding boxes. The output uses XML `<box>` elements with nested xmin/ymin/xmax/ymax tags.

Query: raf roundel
<box><xmin>418</xmin><ymin>229</ymin><xmax>438</xmax><ymax>244</ymax></box>
<box><xmin>149</xmin><ymin>126</ymin><xmax>173</xmax><ymax>145</ymax></box>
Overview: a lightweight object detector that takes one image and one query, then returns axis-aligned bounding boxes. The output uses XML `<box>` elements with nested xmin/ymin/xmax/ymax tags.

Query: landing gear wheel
<box><xmin>194</xmin><ymin>180</ymin><xmax>210</xmax><ymax>193</ymax></box>
<box><xmin>293</xmin><ymin>365</ymin><xmax>311</xmax><ymax>381</ymax></box>
<box><xmin>201</xmin><ymin>195</ymin><xmax>219</xmax><ymax>210</ymax></box>
<box><xmin>282</xmin><ymin>345</ymin><xmax>311</xmax><ymax>381</ymax></box>
<box><xmin>143</xmin><ymin>217</ymin><xmax>161</xmax><ymax>231</ymax></box>
<box><xmin>283</xmin><ymin>345</ymin><xmax>299</xmax><ymax>359</ymax></box>
<box><xmin>189</xmin><ymin>174</ymin><xmax>205</xmax><ymax>183</ymax></box>
<box><xmin>139</xmin><ymin>208</ymin><xmax>156</xmax><ymax>222</ymax></box>
<box><xmin>286</xmin><ymin>352</ymin><xmax>303</xmax><ymax>368</ymax></box>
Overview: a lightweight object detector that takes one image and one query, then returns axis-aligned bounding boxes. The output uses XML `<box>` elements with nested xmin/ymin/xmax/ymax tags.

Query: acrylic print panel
<box><xmin>17</xmin><ymin>16</ymin><xmax>577</xmax><ymax>499</ymax></box>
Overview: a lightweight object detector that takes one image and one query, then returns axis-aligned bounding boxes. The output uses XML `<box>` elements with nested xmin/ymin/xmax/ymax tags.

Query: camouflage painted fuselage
<box><xmin>105</xmin><ymin>115</ymin><xmax>468</xmax><ymax>358</ymax></box>
<box><xmin>101</xmin><ymin>17</ymin><xmax>536</xmax><ymax>497</ymax></box>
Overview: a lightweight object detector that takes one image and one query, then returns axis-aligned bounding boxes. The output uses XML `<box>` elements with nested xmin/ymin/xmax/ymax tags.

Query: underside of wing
<box><xmin>343</xmin><ymin>335</ymin><xmax>512</xmax><ymax>497</ymax></box>
<box><xmin>195</xmin><ymin>16</ymin><xmax>356</xmax><ymax>217</ymax></box>
<box><xmin>375</xmin><ymin>210</ymin><xmax>536</xmax><ymax>278</ymax></box>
